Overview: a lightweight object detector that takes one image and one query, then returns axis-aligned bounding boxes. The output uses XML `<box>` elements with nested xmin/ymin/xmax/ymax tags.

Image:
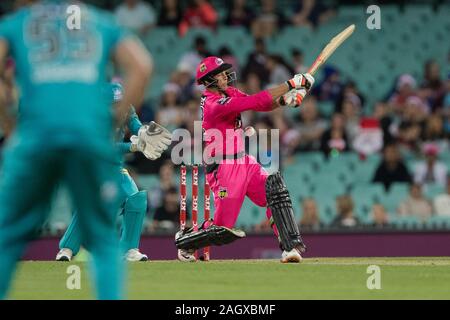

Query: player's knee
<box><xmin>124</xmin><ymin>191</ymin><xmax>147</xmax><ymax>213</ymax></box>
<box><xmin>265</xmin><ymin>172</ymin><xmax>289</xmax><ymax>196</ymax></box>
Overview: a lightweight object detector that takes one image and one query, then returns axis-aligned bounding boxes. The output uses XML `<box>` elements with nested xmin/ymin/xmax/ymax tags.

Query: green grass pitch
<box><xmin>8</xmin><ymin>257</ymin><xmax>450</xmax><ymax>299</ymax></box>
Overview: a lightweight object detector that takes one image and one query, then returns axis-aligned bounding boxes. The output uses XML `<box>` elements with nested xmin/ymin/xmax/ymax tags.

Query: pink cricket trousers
<box><xmin>206</xmin><ymin>154</ymin><xmax>274</xmax><ymax>229</ymax></box>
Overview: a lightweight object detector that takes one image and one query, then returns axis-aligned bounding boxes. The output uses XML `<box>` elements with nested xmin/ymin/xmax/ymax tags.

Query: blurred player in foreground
<box><xmin>0</xmin><ymin>1</ymin><xmax>152</xmax><ymax>299</ymax></box>
<box><xmin>176</xmin><ymin>56</ymin><xmax>313</xmax><ymax>263</ymax></box>
<box><xmin>56</xmin><ymin>82</ymin><xmax>172</xmax><ymax>262</ymax></box>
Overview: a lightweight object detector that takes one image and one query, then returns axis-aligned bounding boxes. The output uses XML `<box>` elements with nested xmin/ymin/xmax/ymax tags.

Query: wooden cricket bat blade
<box><xmin>308</xmin><ymin>24</ymin><xmax>355</xmax><ymax>76</ymax></box>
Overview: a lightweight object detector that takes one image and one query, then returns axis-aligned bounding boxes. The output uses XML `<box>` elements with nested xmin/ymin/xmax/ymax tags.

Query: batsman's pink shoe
<box><xmin>280</xmin><ymin>248</ymin><xmax>303</xmax><ymax>263</ymax></box>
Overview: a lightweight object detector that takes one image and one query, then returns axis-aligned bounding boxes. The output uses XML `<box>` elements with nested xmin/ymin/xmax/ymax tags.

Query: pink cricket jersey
<box><xmin>201</xmin><ymin>86</ymin><xmax>273</xmax><ymax>159</ymax></box>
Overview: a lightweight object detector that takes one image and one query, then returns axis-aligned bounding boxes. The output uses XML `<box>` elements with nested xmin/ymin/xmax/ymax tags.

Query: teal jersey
<box><xmin>0</xmin><ymin>1</ymin><xmax>131</xmax><ymax>148</ymax></box>
<box><xmin>114</xmin><ymin>106</ymin><xmax>142</xmax><ymax>165</ymax></box>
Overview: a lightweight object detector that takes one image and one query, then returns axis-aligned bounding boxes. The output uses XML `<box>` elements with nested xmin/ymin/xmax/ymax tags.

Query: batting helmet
<box><xmin>196</xmin><ymin>56</ymin><xmax>233</xmax><ymax>86</ymax></box>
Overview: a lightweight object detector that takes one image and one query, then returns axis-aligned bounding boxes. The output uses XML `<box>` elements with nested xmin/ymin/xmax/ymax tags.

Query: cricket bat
<box><xmin>280</xmin><ymin>24</ymin><xmax>355</xmax><ymax>106</ymax></box>
<box><xmin>307</xmin><ymin>24</ymin><xmax>356</xmax><ymax>76</ymax></box>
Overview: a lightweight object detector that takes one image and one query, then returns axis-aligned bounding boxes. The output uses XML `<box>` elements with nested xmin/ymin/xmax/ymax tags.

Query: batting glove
<box><xmin>286</xmin><ymin>73</ymin><xmax>315</xmax><ymax>91</ymax></box>
<box><xmin>279</xmin><ymin>88</ymin><xmax>307</xmax><ymax>108</ymax></box>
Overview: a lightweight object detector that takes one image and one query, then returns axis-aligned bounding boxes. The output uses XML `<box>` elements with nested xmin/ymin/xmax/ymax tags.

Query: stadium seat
<box><xmin>316</xmin><ymin>197</ymin><xmax>337</xmax><ymax>226</ymax></box>
<box><xmin>383</xmin><ymin>183</ymin><xmax>409</xmax><ymax>213</ymax></box>
<box><xmin>392</xmin><ymin>215</ymin><xmax>424</xmax><ymax>230</ymax></box>
<box><xmin>293</xmin><ymin>152</ymin><xmax>325</xmax><ymax>171</ymax></box>
<box><xmin>321</xmin><ymin>156</ymin><xmax>353</xmax><ymax>181</ymax></box>
<box><xmin>334</xmin><ymin>5</ymin><xmax>366</xmax><ymax>25</ymax></box>
<box><xmin>425</xmin><ymin>215</ymin><xmax>450</xmax><ymax>230</ymax></box>
<box><xmin>423</xmin><ymin>184</ymin><xmax>444</xmax><ymax>199</ymax></box>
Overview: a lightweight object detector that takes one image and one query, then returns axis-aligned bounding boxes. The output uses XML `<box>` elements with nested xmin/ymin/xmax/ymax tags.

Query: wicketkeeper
<box><xmin>56</xmin><ymin>82</ymin><xmax>172</xmax><ymax>262</ymax></box>
<box><xmin>176</xmin><ymin>56</ymin><xmax>313</xmax><ymax>263</ymax></box>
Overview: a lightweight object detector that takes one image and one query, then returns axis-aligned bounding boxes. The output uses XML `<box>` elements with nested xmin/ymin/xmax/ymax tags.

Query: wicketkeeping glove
<box><xmin>130</xmin><ymin>135</ymin><xmax>146</xmax><ymax>153</ymax></box>
<box><xmin>131</xmin><ymin>121</ymin><xmax>173</xmax><ymax>160</ymax></box>
<box><xmin>286</xmin><ymin>73</ymin><xmax>315</xmax><ymax>91</ymax></box>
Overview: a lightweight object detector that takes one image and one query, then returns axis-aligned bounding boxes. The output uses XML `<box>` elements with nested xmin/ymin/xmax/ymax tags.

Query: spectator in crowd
<box><xmin>341</xmin><ymin>93</ymin><xmax>362</xmax><ymax>144</ymax></box>
<box><xmin>156</xmin><ymin>83</ymin><xmax>183</xmax><ymax>132</ymax></box>
<box><xmin>115</xmin><ymin>0</ymin><xmax>156</xmax><ymax>35</ymax></box>
<box><xmin>442</xmin><ymin>74</ymin><xmax>450</xmax><ymax>117</ymax></box>
<box><xmin>388</xmin><ymin>74</ymin><xmax>417</xmax><ymax>112</ymax></box>
<box><xmin>151</xmin><ymin>186</ymin><xmax>182</xmax><ymax>231</ymax></box>
<box><xmin>253</xmin><ymin>219</ymin><xmax>271</xmax><ymax>232</ymax></box>
<box><xmin>158</xmin><ymin>0</ymin><xmax>182</xmax><ymax>27</ymax></box>
<box><xmin>373</xmin><ymin>102</ymin><xmax>394</xmax><ymax>145</ymax></box>
<box><xmin>397</xmin><ymin>183</ymin><xmax>433</xmax><ymax>221</ymax></box>
<box><xmin>242</xmin><ymin>37</ymin><xmax>270</xmax><ymax>86</ymax></box>
<box><xmin>218</xmin><ymin>46</ymin><xmax>240</xmax><ymax>75</ymax></box>
<box><xmin>422</xmin><ymin>114</ymin><xmax>446</xmax><ymax>146</ymax></box>
<box><xmin>148</xmin><ymin>160</ymin><xmax>177</xmax><ymax>212</ymax></box>
<box><xmin>179</xmin><ymin>0</ymin><xmax>218</xmax><ymax>37</ymax></box>
<box><xmin>254</xmin><ymin>197</ymin><xmax>320</xmax><ymax>232</ymax></box>
<box><xmin>225</xmin><ymin>0</ymin><xmax>254</xmax><ymax>29</ymax></box>
<box><xmin>396</xmin><ymin>96</ymin><xmax>429</xmax><ymax>152</ymax></box>
<box><xmin>280</xmin><ymin>128</ymin><xmax>301</xmax><ymax>164</ymax></box>
<box><xmin>295</xmin><ymin>96</ymin><xmax>327</xmax><ymax>151</ymax></box>
<box><xmin>242</xmin><ymin>72</ymin><xmax>262</xmax><ymax>95</ymax></box>
<box><xmin>353</xmin><ymin>117</ymin><xmax>384</xmax><ymax>158</ymax></box>
<box><xmin>182</xmin><ymin>98</ymin><xmax>202</xmax><ymax>136</ymax></box>
<box><xmin>173</xmin><ymin>63</ymin><xmax>197</xmax><ymax>104</ymax></box>
<box><xmin>335</xmin><ymin>80</ymin><xmax>365</xmax><ymax>114</ymax></box>
<box><xmin>178</xmin><ymin>36</ymin><xmax>213</xmax><ymax>77</ymax></box>
<box><xmin>331</xmin><ymin>195</ymin><xmax>360</xmax><ymax>228</ymax></box>
<box><xmin>433</xmin><ymin>176</ymin><xmax>450</xmax><ymax>216</ymax></box>
<box><xmin>370</xmin><ymin>204</ymin><xmax>390</xmax><ymax>228</ymax></box>
<box><xmin>265</xmin><ymin>54</ymin><xmax>293</xmax><ymax>87</ymax></box>
<box><xmin>291</xmin><ymin>0</ymin><xmax>335</xmax><ymax>28</ymax></box>
<box><xmin>299</xmin><ymin>198</ymin><xmax>321</xmax><ymax>230</ymax></box>
<box><xmin>312</xmin><ymin>66</ymin><xmax>344</xmax><ymax>103</ymax></box>
<box><xmin>414</xmin><ymin>143</ymin><xmax>448</xmax><ymax>187</ymax></box>
<box><xmin>135</xmin><ymin>99</ymin><xmax>155</xmax><ymax>124</ymax></box>
<box><xmin>320</xmin><ymin>113</ymin><xmax>350</xmax><ymax>157</ymax></box>
<box><xmin>291</xmin><ymin>48</ymin><xmax>307</xmax><ymax>74</ymax></box>
<box><xmin>421</xmin><ymin>60</ymin><xmax>445</xmax><ymax>111</ymax></box>
<box><xmin>372</xmin><ymin>143</ymin><xmax>412</xmax><ymax>191</ymax></box>
<box><xmin>251</xmin><ymin>0</ymin><xmax>285</xmax><ymax>38</ymax></box>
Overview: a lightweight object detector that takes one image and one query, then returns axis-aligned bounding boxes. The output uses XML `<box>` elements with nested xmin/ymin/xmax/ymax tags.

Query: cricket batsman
<box><xmin>0</xmin><ymin>0</ymin><xmax>152</xmax><ymax>299</ymax></box>
<box><xmin>56</xmin><ymin>82</ymin><xmax>172</xmax><ymax>262</ymax></box>
<box><xmin>176</xmin><ymin>56</ymin><xmax>313</xmax><ymax>263</ymax></box>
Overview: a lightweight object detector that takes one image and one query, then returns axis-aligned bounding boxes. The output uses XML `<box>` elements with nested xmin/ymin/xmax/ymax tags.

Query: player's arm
<box><xmin>127</xmin><ymin>106</ymin><xmax>143</xmax><ymax>135</ymax></box>
<box><xmin>213</xmin><ymin>74</ymin><xmax>314</xmax><ymax>117</ymax></box>
<box><xmin>117</xmin><ymin>141</ymin><xmax>133</xmax><ymax>154</ymax></box>
<box><xmin>0</xmin><ymin>39</ymin><xmax>14</xmax><ymax>137</ymax></box>
<box><xmin>113</xmin><ymin>38</ymin><xmax>153</xmax><ymax>127</ymax></box>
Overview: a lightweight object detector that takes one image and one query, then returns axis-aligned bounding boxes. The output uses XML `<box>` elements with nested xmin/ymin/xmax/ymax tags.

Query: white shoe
<box><xmin>56</xmin><ymin>248</ymin><xmax>73</xmax><ymax>262</ymax></box>
<box><xmin>178</xmin><ymin>249</ymin><xmax>197</xmax><ymax>262</ymax></box>
<box><xmin>280</xmin><ymin>248</ymin><xmax>303</xmax><ymax>263</ymax></box>
<box><xmin>125</xmin><ymin>249</ymin><xmax>148</xmax><ymax>262</ymax></box>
